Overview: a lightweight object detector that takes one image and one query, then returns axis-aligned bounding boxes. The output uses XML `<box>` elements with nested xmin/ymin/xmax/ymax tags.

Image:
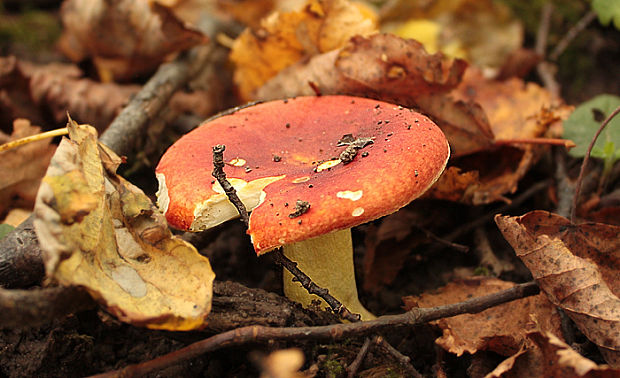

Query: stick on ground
<box><xmin>92</xmin><ymin>281</ymin><xmax>539</xmax><ymax>377</ymax></box>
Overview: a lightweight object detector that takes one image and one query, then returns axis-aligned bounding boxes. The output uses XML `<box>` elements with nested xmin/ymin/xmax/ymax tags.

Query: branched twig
<box><xmin>91</xmin><ymin>281</ymin><xmax>539</xmax><ymax>377</ymax></box>
<box><xmin>570</xmin><ymin>105</ymin><xmax>620</xmax><ymax>223</ymax></box>
<box><xmin>211</xmin><ymin>145</ymin><xmax>361</xmax><ymax>322</ymax></box>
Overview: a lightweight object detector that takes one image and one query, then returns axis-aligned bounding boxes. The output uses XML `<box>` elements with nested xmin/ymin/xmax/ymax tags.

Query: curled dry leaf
<box><xmin>487</xmin><ymin>331</ymin><xmax>620</xmax><ymax>378</ymax></box>
<box><xmin>255</xmin><ymin>33</ymin><xmax>493</xmax><ymax>157</ymax></box>
<box><xmin>496</xmin><ymin>211</ymin><xmax>620</xmax><ymax>367</ymax></box>
<box><xmin>403</xmin><ymin>277</ymin><xmax>563</xmax><ymax>357</ymax></box>
<box><xmin>59</xmin><ymin>0</ymin><xmax>207</xmax><ymax>81</ymax></box>
<box><xmin>34</xmin><ymin>119</ymin><xmax>215</xmax><ymax>330</ymax></box>
<box><xmin>230</xmin><ymin>0</ymin><xmax>378</xmax><ymax>100</ymax></box>
<box><xmin>0</xmin><ymin>119</ymin><xmax>56</xmax><ymax>217</ymax></box>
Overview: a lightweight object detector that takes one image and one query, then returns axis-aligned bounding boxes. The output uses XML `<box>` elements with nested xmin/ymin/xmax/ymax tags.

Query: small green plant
<box><xmin>563</xmin><ymin>94</ymin><xmax>620</xmax><ymax>189</ymax></box>
<box><xmin>592</xmin><ymin>0</ymin><xmax>620</xmax><ymax>29</ymax></box>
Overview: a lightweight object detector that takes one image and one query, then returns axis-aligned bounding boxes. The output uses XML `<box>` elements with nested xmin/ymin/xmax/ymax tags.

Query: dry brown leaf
<box><xmin>0</xmin><ymin>119</ymin><xmax>56</xmax><ymax>217</ymax></box>
<box><xmin>403</xmin><ymin>277</ymin><xmax>563</xmax><ymax>357</ymax></box>
<box><xmin>34</xmin><ymin>119</ymin><xmax>214</xmax><ymax>330</ymax></box>
<box><xmin>59</xmin><ymin>0</ymin><xmax>207</xmax><ymax>81</ymax></box>
<box><xmin>255</xmin><ymin>33</ymin><xmax>494</xmax><ymax>157</ymax></box>
<box><xmin>0</xmin><ymin>56</ymin><xmax>216</xmax><ymax>133</ymax></box>
<box><xmin>230</xmin><ymin>0</ymin><xmax>378</xmax><ymax>100</ymax></box>
<box><xmin>496</xmin><ymin>211</ymin><xmax>620</xmax><ymax>367</ymax></box>
<box><xmin>439</xmin><ymin>68</ymin><xmax>572</xmax><ymax>204</ymax></box>
<box><xmin>0</xmin><ymin>56</ymin><xmax>137</xmax><ymax>131</ymax></box>
<box><xmin>487</xmin><ymin>331</ymin><xmax>620</xmax><ymax>378</ymax></box>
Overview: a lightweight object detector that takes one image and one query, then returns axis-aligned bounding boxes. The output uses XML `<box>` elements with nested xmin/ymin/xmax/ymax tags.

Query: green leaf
<box><xmin>563</xmin><ymin>94</ymin><xmax>620</xmax><ymax>160</ymax></box>
<box><xmin>592</xmin><ymin>0</ymin><xmax>620</xmax><ymax>29</ymax></box>
<box><xmin>0</xmin><ymin>223</ymin><xmax>15</xmax><ymax>240</ymax></box>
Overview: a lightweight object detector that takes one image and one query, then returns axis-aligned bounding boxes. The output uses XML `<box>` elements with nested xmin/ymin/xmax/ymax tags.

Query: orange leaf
<box><xmin>403</xmin><ymin>277</ymin><xmax>563</xmax><ymax>357</ymax></box>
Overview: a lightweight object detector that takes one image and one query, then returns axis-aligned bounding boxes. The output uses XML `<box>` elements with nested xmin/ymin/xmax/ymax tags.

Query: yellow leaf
<box><xmin>34</xmin><ymin>119</ymin><xmax>214</xmax><ymax>331</ymax></box>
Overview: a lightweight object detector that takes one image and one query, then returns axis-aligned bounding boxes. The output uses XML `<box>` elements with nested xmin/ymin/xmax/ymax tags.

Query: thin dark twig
<box><xmin>347</xmin><ymin>337</ymin><xmax>372</xmax><ymax>378</ymax></box>
<box><xmin>271</xmin><ymin>250</ymin><xmax>361</xmax><ymax>322</ymax></box>
<box><xmin>373</xmin><ymin>335</ymin><xmax>422</xmax><ymax>378</ymax></box>
<box><xmin>91</xmin><ymin>281</ymin><xmax>539</xmax><ymax>378</ymax></box>
<box><xmin>549</xmin><ymin>10</ymin><xmax>597</xmax><ymax>61</ymax></box>
<box><xmin>212</xmin><ymin>145</ymin><xmax>249</xmax><ymax>225</ymax></box>
<box><xmin>570</xmin><ymin>105</ymin><xmax>620</xmax><ymax>223</ymax></box>
<box><xmin>414</xmin><ymin>225</ymin><xmax>469</xmax><ymax>253</ymax></box>
<box><xmin>211</xmin><ymin>145</ymin><xmax>360</xmax><ymax>322</ymax></box>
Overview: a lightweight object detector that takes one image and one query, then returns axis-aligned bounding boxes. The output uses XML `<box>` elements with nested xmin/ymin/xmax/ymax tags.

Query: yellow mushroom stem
<box><xmin>282</xmin><ymin>229</ymin><xmax>375</xmax><ymax>321</ymax></box>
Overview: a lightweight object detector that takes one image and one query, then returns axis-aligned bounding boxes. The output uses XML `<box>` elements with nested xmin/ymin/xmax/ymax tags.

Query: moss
<box><xmin>473</xmin><ymin>266</ymin><xmax>490</xmax><ymax>276</ymax></box>
<box><xmin>384</xmin><ymin>367</ymin><xmax>403</xmax><ymax>378</ymax></box>
<box><xmin>322</xmin><ymin>357</ymin><xmax>345</xmax><ymax>378</ymax></box>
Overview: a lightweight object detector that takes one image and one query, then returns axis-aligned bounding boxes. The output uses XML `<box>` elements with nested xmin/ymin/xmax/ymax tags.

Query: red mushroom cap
<box><xmin>156</xmin><ymin>95</ymin><xmax>449</xmax><ymax>254</ymax></box>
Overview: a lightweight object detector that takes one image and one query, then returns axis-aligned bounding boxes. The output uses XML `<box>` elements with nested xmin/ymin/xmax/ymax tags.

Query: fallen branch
<box><xmin>0</xmin><ymin>286</ymin><xmax>95</xmax><ymax>328</ymax></box>
<box><xmin>92</xmin><ymin>281</ymin><xmax>539</xmax><ymax>377</ymax></box>
<box><xmin>0</xmin><ymin>280</ymin><xmax>338</xmax><ymax>331</ymax></box>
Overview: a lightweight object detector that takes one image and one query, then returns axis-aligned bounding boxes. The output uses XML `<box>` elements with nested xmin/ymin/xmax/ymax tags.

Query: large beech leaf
<box><xmin>403</xmin><ymin>277</ymin><xmax>563</xmax><ymax>357</ymax></box>
<box><xmin>496</xmin><ymin>211</ymin><xmax>620</xmax><ymax>367</ymax></box>
<box><xmin>34</xmin><ymin>119</ymin><xmax>215</xmax><ymax>330</ymax></box>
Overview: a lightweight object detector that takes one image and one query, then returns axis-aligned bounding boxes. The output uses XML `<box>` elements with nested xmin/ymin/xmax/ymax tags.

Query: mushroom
<box><xmin>156</xmin><ymin>95</ymin><xmax>449</xmax><ymax>320</ymax></box>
